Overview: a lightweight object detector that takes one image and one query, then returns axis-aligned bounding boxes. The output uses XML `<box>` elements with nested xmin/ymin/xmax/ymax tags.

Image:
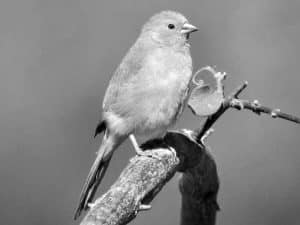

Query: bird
<box><xmin>74</xmin><ymin>10</ymin><xmax>198</xmax><ymax>219</ymax></box>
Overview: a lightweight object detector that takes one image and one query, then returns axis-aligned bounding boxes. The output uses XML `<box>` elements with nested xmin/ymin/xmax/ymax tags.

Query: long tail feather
<box><xmin>84</xmin><ymin>156</ymin><xmax>112</xmax><ymax>207</ymax></box>
<box><xmin>74</xmin><ymin>134</ymin><xmax>117</xmax><ymax>220</ymax></box>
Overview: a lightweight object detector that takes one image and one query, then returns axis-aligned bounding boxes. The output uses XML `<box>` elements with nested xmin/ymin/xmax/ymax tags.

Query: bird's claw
<box><xmin>87</xmin><ymin>202</ymin><xmax>96</xmax><ymax>209</ymax></box>
<box><xmin>168</xmin><ymin>147</ymin><xmax>177</xmax><ymax>157</ymax></box>
<box><xmin>136</xmin><ymin>148</ymin><xmax>161</xmax><ymax>160</ymax></box>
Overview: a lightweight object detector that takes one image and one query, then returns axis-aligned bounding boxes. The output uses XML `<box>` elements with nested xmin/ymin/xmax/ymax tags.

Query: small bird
<box><xmin>74</xmin><ymin>10</ymin><xmax>198</xmax><ymax>219</ymax></box>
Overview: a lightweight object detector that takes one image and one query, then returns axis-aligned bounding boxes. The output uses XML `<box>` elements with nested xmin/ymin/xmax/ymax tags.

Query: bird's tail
<box><xmin>74</xmin><ymin>133</ymin><xmax>121</xmax><ymax>220</ymax></box>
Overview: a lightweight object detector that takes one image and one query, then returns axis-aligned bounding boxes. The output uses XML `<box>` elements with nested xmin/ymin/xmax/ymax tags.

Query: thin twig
<box><xmin>231</xmin><ymin>81</ymin><xmax>249</xmax><ymax>99</ymax></box>
<box><xmin>230</xmin><ymin>99</ymin><xmax>300</xmax><ymax>124</ymax></box>
<box><xmin>196</xmin><ymin>81</ymin><xmax>300</xmax><ymax>142</ymax></box>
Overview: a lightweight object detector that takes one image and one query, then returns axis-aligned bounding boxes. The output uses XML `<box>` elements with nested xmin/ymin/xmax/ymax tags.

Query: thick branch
<box><xmin>80</xmin><ymin>131</ymin><xmax>219</xmax><ymax>225</ymax></box>
<box><xmin>175</xmin><ymin>133</ymin><xmax>220</xmax><ymax>225</ymax></box>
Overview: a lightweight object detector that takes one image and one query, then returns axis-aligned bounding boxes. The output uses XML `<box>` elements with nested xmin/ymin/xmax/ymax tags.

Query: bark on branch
<box><xmin>80</xmin><ymin>131</ymin><xmax>219</xmax><ymax>225</ymax></box>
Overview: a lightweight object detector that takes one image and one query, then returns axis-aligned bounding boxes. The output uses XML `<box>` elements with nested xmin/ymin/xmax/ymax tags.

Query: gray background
<box><xmin>0</xmin><ymin>0</ymin><xmax>299</xmax><ymax>225</ymax></box>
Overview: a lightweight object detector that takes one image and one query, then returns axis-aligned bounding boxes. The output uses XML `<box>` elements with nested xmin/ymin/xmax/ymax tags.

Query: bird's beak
<box><xmin>181</xmin><ymin>23</ymin><xmax>198</xmax><ymax>34</ymax></box>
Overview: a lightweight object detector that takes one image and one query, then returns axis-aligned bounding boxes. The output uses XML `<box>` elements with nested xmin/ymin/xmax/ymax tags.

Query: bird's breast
<box><xmin>133</xmin><ymin>47</ymin><xmax>192</xmax><ymax>136</ymax></box>
<box><xmin>144</xmin><ymin>47</ymin><xmax>192</xmax><ymax>92</ymax></box>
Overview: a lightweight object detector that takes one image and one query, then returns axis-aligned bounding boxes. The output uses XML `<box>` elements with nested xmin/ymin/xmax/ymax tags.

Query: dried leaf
<box><xmin>188</xmin><ymin>66</ymin><xmax>226</xmax><ymax>117</ymax></box>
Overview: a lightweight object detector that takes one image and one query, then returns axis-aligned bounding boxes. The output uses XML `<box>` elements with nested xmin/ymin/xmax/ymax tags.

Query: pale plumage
<box><xmin>74</xmin><ymin>10</ymin><xmax>197</xmax><ymax>219</ymax></box>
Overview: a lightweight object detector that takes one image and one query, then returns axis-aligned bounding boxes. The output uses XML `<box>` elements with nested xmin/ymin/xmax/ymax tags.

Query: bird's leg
<box><xmin>129</xmin><ymin>134</ymin><xmax>143</xmax><ymax>154</ymax></box>
<box><xmin>129</xmin><ymin>134</ymin><xmax>161</xmax><ymax>160</ymax></box>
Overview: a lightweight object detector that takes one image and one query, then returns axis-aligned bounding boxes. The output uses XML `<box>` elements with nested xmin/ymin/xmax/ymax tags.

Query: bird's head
<box><xmin>141</xmin><ymin>11</ymin><xmax>198</xmax><ymax>47</ymax></box>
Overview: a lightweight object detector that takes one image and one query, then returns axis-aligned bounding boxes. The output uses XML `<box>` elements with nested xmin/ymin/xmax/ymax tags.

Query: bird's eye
<box><xmin>168</xmin><ymin>24</ymin><xmax>175</xmax><ymax>29</ymax></box>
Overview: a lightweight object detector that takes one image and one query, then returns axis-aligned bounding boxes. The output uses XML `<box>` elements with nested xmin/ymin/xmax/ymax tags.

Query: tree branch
<box><xmin>79</xmin><ymin>79</ymin><xmax>299</xmax><ymax>225</ymax></box>
<box><xmin>80</xmin><ymin>131</ymin><xmax>219</xmax><ymax>225</ymax></box>
<box><xmin>229</xmin><ymin>99</ymin><xmax>300</xmax><ymax>124</ymax></box>
<box><xmin>196</xmin><ymin>81</ymin><xmax>299</xmax><ymax>142</ymax></box>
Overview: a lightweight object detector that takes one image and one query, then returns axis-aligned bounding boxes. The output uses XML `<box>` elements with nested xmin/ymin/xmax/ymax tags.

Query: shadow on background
<box><xmin>0</xmin><ymin>0</ymin><xmax>299</xmax><ymax>225</ymax></box>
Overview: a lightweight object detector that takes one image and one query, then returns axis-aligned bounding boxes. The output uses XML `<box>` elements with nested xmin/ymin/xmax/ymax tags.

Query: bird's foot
<box><xmin>135</xmin><ymin>147</ymin><xmax>161</xmax><ymax>160</ymax></box>
<box><xmin>130</xmin><ymin>134</ymin><xmax>161</xmax><ymax>160</ymax></box>
<box><xmin>87</xmin><ymin>202</ymin><xmax>96</xmax><ymax>209</ymax></box>
<box><xmin>168</xmin><ymin>146</ymin><xmax>177</xmax><ymax>157</ymax></box>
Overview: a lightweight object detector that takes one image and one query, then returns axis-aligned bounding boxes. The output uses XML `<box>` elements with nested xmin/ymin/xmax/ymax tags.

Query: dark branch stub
<box><xmin>165</xmin><ymin>131</ymin><xmax>220</xmax><ymax>225</ymax></box>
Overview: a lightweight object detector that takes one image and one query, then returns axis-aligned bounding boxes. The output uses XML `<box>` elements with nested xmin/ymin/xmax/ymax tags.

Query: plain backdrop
<box><xmin>0</xmin><ymin>0</ymin><xmax>299</xmax><ymax>225</ymax></box>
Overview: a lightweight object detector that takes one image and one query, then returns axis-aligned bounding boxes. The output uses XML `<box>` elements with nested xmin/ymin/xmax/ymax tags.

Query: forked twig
<box><xmin>196</xmin><ymin>81</ymin><xmax>299</xmax><ymax>142</ymax></box>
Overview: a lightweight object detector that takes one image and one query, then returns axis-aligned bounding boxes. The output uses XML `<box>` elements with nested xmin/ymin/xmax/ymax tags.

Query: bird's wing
<box><xmin>102</xmin><ymin>41</ymin><xmax>147</xmax><ymax>113</ymax></box>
